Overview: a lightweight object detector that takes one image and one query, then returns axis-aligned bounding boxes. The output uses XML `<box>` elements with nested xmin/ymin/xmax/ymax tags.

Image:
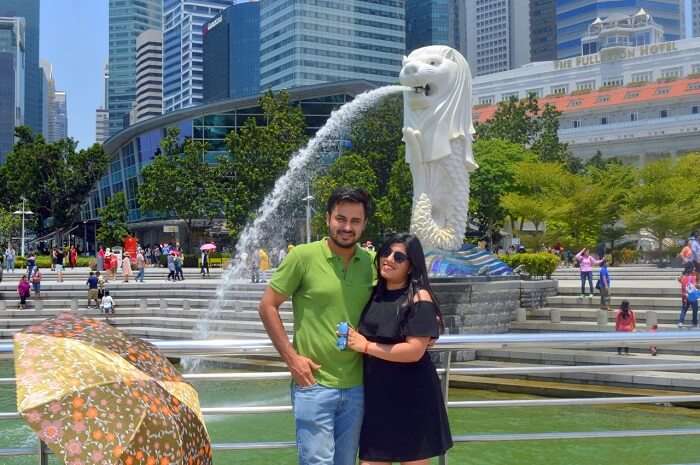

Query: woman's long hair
<box><xmin>373</xmin><ymin>233</ymin><xmax>444</xmax><ymax>333</ymax></box>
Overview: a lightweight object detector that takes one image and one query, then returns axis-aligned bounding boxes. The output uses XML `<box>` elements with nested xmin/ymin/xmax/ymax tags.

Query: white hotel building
<box><xmin>472</xmin><ymin>12</ymin><xmax>700</xmax><ymax>164</ymax></box>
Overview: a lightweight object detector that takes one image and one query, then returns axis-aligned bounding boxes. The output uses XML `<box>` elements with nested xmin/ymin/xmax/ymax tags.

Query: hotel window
<box><xmin>692</xmin><ymin>64</ymin><xmax>700</xmax><ymax>74</ymax></box>
<box><xmin>625</xmin><ymin>91</ymin><xmax>640</xmax><ymax>99</ymax></box>
<box><xmin>631</xmin><ymin>71</ymin><xmax>652</xmax><ymax>83</ymax></box>
<box><xmin>630</xmin><ymin>112</ymin><xmax>638</xmax><ymax>122</ymax></box>
<box><xmin>551</xmin><ymin>84</ymin><xmax>568</xmax><ymax>95</ymax></box>
<box><xmin>660</xmin><ymin>67</ymin><xmax>682</xmax><ymax>79</ymax></box>
<box><xmin>526</xmin><ymin>88</ymin><xmax>543</xmax><ymax>98</ymax></box>
<box><xmin>602</xmin><ymin>77</ymin><xmax>623</xmax><ymax>87</ymax></box>
<box><xmin>568</xmin><ymin>99</ymin><xmax>582</xmax><ymax>107</ymax></box>
<box><xmin>478</xmin><ymin>96</ymin><xmax>495</xmax><ymax>105</ymax></box>
<box><xmin>688</xmin><ymin>82</ymin><xmax>700</xmax><ymax>90</ymax></box>
<box><xmin>601</xmin><ymin>116</ymin><xmax>608</xmax><ymax>125</ymax></box>
<box><xmin>572</xmin><ymin>120</ymin><xmax>581</xmax><ymax>128</ymax></box>
<box><xmin>501</xmin><ymin>92</ymin><xmax>519</xmax><ymax>101</ymax></box>
<box><xmin>660</xmin><ymin>110</ymin><xmax>668</xmax><ymax>118</ymax></box>
<box><xmin>576</xmin><ymin>80</ymin><xmax>595</xmax><ymax>91</ymax></box>
<box><xmin>693</xmin><ymin>106</ymin><xmax>699</xmax><ymax>114</ymax></box>
<box><xmin>597</xmin><ymin>95</ymin><xmax>609</xmax><ymax>103</ymax></box>
<box><xmin>655</xmin><ymin>87</ymin><xmax>670</xmax><ymax>95</ymax></box>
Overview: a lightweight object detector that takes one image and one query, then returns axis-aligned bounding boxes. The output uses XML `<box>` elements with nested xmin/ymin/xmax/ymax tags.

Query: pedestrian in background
<box><xmin>174</xmin><ymin>251</ymin><xmax>184</xmax><ymax>281</ymax></box>
<box><xmin>97</xmin><ymin>246</ymin><xmax>105</xmax><ymax>272</ymax></box>
<box><xmin>86</xmin><ymin>271</ymin><xmax>99</xmax><ymax>308</ymax></box>
<box><xmin>575</xmin><ymin>248</ymin><xmax>603</xmax><ymax>298</ymax></box>
<box><xmin>615</xmin><ymin>300</ymin><xmax>636</xmax><ymax>355</ymax></box>
<box><xmin>69</xmin><ymin>245</ymin><xmax>78</xmax><ymax>269</ymax></box>
<box><xmin>31</xmin><ymin>268</ymin><xmax>42</xmax><ymax>297</ymax></box>
<box><xmin>54</xmin><ymin>247</ymin><xmax>65</xmax><ymax>283</ymax></box>
<box><xmin>4</xmin><ymin>245</ymin><xmax>15</xmax><ymax>273</ymax></box>
<box><xmin>167</xmin><ymin>251</ymin><xmax>176</xmax><ymax>281</ymax></box>
<box><xmin>122</xmin><ymin>252</ymin><xmax>132</xmax><ymax>283</ymax></box>
<box><xmin>678</xmin><ymin>262</ymin><xmax>698</xmax><ymax>328</ymax></box>
<box><xmin>136</xmin><ymin>248</ymin><xmax>146</xmax><ymax>282</ymax></box>
<box><xmin>200</xmin><ymin>249</ymin><xmax>210</xmax><ymax>278</ymax></box>
<box><xmin>597</xmin><ymin>259</ymin><xmax>611</xmax><ymax>310</ymax></box>
<box><xmin>17</xmin><ymin>275</ymin><xmax>30</xmax><ymax>310</ymax></box>
<box><xmin>26</xmin><ymin>252</ymin><xmax>37</xmax><ymax>280</ymax></box>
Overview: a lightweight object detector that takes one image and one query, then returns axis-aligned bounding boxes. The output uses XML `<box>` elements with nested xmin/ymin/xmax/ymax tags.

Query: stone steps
<box><xmin>526</xmin><ymin>307</ymin><xmax>687</xmax><ymax>324</ymax></box>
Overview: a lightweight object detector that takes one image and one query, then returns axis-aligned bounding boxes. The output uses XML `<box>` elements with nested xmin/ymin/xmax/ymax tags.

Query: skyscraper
<box><xmin>405</xmin><ymin>0</ymin><xmax>465</xmax><ymax>54</ymax></box>
<box><xmin>556</xmin><ymin>0</ymin><xmax>683</xmax><ymax>58</ymax></box>
<box><xmin>692</xmin><ymin>0</ymin><xmax>700</xmax><ymax>37</ymax></box>
<box><xmin>530</xmin><ymin>0</ymin><xmax>557</xmax><ymax>62</ymax></box>
<box><xmin>464</xmin><ymin>0</ymin><xmax>531</xmax><ymax>76</ymax></box>
<box><xmin>163</xmin><ymin>0</ymin><xmax>235</xmax><ymax>113</ymax></box>
<box><xmin>0</xmin><ymin>0</ymin><xmax>40</xmax><ymax>137</ymax></box>
<box><xmin>95</xmin><ymin>109</ymin><xmax>110</xmax><ymax>144</ymax></box>
<box><xmin>134</xmin><ymin>29</ymin><xmax>163</xmax><ymax>123</ymax></box>
<box><xmin>40</xmin><ymin>61</ymin><xmax>68</xmax><ymax>142</ymax></box>
<box><xmin>0</xmin><ymin>17</ymin><xmax>25</xmax><ymax>161</ymax></box>
<box><xmin>203</xmin><ymin>1</ymin><xmax>260</xmax><ymax>102</ymax></box>
<box><xmin>259</xmin><ymin>0</ymin><xmax>405</xmax><ymax>90</ymax></box>
<box><xmin>108</xmin><ymin>0</ymin><xmax>161</xmax><ymax>135</ymax></box>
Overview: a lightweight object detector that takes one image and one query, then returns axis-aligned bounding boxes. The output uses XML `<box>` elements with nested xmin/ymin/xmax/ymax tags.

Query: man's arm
<box><xmin>258</xmin><ymin>287</ymin><xmax>320</xmax><ymax>387</ymax></box>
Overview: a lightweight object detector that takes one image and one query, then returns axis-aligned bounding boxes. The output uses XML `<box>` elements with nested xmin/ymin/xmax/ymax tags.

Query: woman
<box><xmin>17</xmin><ymin>275</ymin><xmax>30</xmax><ymax>310</ymax></box>
<box><xmin>97</xmin><ymin>246</ymin><xmax>105</xmax><ymax>272</ymax></box>
<box><xmin>615</xmin><ymin>300</ymin><xmax>636</xmax><ymax>355</ymax></box>
<box><xmin>122</xmin><ymin>251</ymin><xmax>132</xmax><ymax>282</ymax></box>
<box><xmin>69</xmin><ymin>245</ymin><xmax>78</xmax><ymax>269</ymax></box>
<box><xmin>103</xmin><ymin>249</ymin><xmax>113</xmax><ymax>281</ymax></box>
<box><xmin>575</xmin><ymin>248</ymin><xmax>603</xmax><ymax>298</ymax></box>
<box><xmin>346</xmin><ymin>233</ymin><xmax>453</xmax><ymax>465</ymax></box>
<box><xmin>678</xmin><ymin>262</ymin><xmax>698</xmax><ymax>327</ymax></box>
<box><xmin>31</xmin><ymin>267</ymin><xmax>42</xmax><ymax>297</ymax></box>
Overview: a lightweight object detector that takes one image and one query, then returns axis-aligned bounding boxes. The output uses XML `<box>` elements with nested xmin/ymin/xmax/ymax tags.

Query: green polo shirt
<box><xmin>269</xmin><ymin>238</ymin><xmax>375</xmax><ymax>388</ymax></box>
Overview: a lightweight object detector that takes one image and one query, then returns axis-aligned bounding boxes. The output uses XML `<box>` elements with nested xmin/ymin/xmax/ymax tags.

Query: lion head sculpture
<box><xmin>399</xmin><ymin>45</ymin><xmax>476</xmax><ymax>169</ymax></box>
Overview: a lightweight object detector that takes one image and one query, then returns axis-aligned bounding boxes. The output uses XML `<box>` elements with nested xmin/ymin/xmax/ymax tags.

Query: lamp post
<box><xmin>303</xmin><ymin>183</ymin><xmax>314</xmax><ymax>244</ymax></box>
<box><xmin>13</xmin><ymin>197</ymin><xmax>33</xmax><ymax>257</ymax></box>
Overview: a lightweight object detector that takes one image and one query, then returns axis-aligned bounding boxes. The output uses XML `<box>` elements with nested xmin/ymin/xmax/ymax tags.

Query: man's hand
<box><xmin>286</xmin><ymin>353</ymin><xmax>321</xmax><ymax>387</ymax></box>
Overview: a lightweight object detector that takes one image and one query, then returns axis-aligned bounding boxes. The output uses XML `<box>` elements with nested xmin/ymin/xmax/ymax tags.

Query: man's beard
<box><xmin>329</xmin><ymin>230</ymin><xmax>358</xmax><ymax>249</ymax></box>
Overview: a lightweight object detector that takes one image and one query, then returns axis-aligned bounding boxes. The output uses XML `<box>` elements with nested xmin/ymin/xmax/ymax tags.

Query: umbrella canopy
<box><xmin>14</xmin><ymin>312</ymin><xmax>211</xmax><ymax>465</ymax></box>
<box><xmin>199</xmin><ymin>244</ymin><xmax>216</xmax><ymax>251</ymax></box>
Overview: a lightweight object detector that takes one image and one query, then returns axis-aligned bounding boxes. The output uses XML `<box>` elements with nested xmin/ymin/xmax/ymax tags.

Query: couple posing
<box><xmin>259</xmin><ymin>187</ymin><xmax>453</xmax><ymax>465</ymax></box>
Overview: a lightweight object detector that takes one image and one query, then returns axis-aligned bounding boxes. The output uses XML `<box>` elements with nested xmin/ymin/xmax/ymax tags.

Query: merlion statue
<box><xmin>400</xmin><ymin>45</ymin><xmax>477</xmax><ymax>251</ymax></box>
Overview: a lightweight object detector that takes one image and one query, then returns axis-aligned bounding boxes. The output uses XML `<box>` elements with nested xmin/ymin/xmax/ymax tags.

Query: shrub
<box><xmin>502</xmin><ymin>252</ymin><xmax>559</xmax><ymax>279</ymax></box>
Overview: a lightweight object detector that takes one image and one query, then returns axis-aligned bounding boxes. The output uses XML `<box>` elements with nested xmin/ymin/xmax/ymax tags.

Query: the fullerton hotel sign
<box><xmin>554</xmin><ymin>42</ymin><xmax>679</xmax><ymax>70</ymax></box>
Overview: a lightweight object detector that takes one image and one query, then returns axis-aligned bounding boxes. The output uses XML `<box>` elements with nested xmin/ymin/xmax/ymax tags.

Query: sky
<box><xmin>40</xmin><ymin>0</ymin><xmax>108</xmax><ymax>149</ymax></box>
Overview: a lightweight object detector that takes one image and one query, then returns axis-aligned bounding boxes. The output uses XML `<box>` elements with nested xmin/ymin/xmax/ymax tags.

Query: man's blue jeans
<box><xmin>292</xmin><ymin>383</ymin><xmax>363</xmax><ymax>465</ymax></box>
<box><xmin>136</xmin><ymin>268</ymin><xmax>145</xmax><ymax>282</ymax></box>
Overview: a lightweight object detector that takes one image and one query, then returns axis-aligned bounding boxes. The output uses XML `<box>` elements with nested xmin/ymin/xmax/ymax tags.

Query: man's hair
<box><xmin>326</xmin><ymin>187</ymin><xmax>371</xmax><ymax>218</ymax></box>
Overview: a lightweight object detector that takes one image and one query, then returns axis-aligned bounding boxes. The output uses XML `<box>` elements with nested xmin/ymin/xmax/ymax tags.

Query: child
<box><xmin>97</xmin><ymin>271</ymin><xmax>106</xmax><ymax>303</ymax></box>
<box><xmin>615</xmin><ymin>300</ymin><xmax>636</xmax><ymax>355</ymax></box>
<box><xmin>678</xmin><ymin>262</ymin><xmax>698</xmax><ymax>327</ymax></box>
<box><xmin>649</xmin><ymin>324</ymin><xmax>658</xmax><ymax>356</ymax></box>
<box><xmin>31</xmin><ymin>267</ymin><xmax>42</xmax><ymax>297</ymax></box>
<box><xmin>597</xmin><ymin>259</ymin><xmax>611</xmax><ymax>310</ymax></box>
<box><xmin>100</xmin><ymin>290</ymin><xmax>115</xmax><ymax>315</ymax></box>
<box><xmin>17</xmin><ymin>275</ymin><xmax>30</xmax><ymax>310</ymax></box>
<box><xmin>86</xmin><ymin>271</ymin><xmax>99</xmax><ymax>309</ymax></box>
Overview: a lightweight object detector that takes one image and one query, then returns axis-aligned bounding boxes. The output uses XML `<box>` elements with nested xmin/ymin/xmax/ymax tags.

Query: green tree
<box><xmin>138</xmin><ymin>130</ymin><xmax>223</xmax><ymax>251</ymax></box>
<box><xmin>475</xmin><ymin>95</ymin><xmax>540</xmax><ymax>146</ymax></box>
<box><xmin>375</xmin><ymin>148</ymin><xmax>413</xmax><ymax>234</ymax></box>
<box><xmin>219</xmin><ymin>91</ymin><xmax>308</xmax><ymax>239</ymax></box>
<box><xmin>96</xmin><ymin>192</ymin><xmax>129</xmax><ymax>246</ymax></box>
<box><xmin>623</xmin><ymin>155</ymin><xmax>700</xmax><ymax>249</ymax></box>
<box><xmin>531</xmin><ymin>104</ymin><xmax>569</xmax><ymax>163</ymax></box>
<box><xmin>1</xmin><ymin>126</ymin><xmax>109</xmax><ymax>232</ymax></box>
<box><xmin>469</xmin><ymin>139</ymin><xmax>537</xmax><ymax>245</ymax></box>
<box><xmin>311</xmin><ymin>154</ymin><xmax>378</xmax><ymax>238</ymax></box>
<box><xmin>0</xmin><ymin>208</ymin><xmax>20</xmax><ymax>247</ymax></box>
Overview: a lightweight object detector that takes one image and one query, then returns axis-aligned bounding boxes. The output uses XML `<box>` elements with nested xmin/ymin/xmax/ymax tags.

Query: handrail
<box><xmin>2</xmin><ymin>331</ymin><xmax>698</xmax><ymax>357</ymax></box>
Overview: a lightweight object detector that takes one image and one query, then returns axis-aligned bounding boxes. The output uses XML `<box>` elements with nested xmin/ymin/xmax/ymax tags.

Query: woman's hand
<box><xmin>346</xmin><ymin>327</ymin><xmax>368</xmax><ymax>353</ymax></box>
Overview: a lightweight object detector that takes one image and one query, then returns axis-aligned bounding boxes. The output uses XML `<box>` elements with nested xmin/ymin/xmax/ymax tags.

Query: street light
<box><xmin>303</xmin><ymin>183</ymin><xmax>314</xmax><ymax>244</ymax></box>
<box><xmin>13</xmin><ymin>197</ymin><xmax>33</xmax><ymax>257</ymax></box>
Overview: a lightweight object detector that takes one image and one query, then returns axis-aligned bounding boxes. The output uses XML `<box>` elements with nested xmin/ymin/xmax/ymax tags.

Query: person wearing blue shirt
<box><xmin>598</xmin><ymin>260</ymin><xmax>611</xmax><ymax>311</ymax></box>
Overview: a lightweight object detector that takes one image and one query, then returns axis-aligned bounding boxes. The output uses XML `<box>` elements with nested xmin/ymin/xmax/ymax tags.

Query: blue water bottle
<box><xmin>337</xmin><ymin>322</ymin><xmax>349</xmax><ymax>350</ymax></box>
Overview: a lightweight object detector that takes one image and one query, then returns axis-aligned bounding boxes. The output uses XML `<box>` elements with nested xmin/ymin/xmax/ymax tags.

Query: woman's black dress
<box><xmin>357</xmin><ymin>287</ymin><xmax>453</xmax><ymax>462</ymax></box>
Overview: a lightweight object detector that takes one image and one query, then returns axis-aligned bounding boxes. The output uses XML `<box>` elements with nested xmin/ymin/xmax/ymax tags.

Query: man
<box><xmin>691</xmin><ymin>232</ymin><xmax>700</xmax><ymax>282</ymax></box>
<box><xmin>86</xmin><ymin>271</ymin><xmax>99</xmax><ymax>308</ymax></box>
<box><xmin>4</xmin><ymin>245</ymin><xmax>15</xmax><ymax>273</ymax></box>
<box><xmin>259</xmin><ymin>187</ymin><xmax>374</xmax><ymax>465</ymax></box>
<box><xmin>54</xmin><ymin>247</ymin><xmax>65</xmax><ymax>283</ymax></box>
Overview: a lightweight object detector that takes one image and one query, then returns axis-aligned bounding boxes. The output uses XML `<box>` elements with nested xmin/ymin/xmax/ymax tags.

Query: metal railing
<box><xmin>2</xmin><ymin>331</ymin><xmax>700</xmax><ymax>464</ymax></box>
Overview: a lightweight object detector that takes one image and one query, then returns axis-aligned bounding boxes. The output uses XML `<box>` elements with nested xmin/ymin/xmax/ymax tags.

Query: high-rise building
<box><xmin>52</xmin><ymin>90</ymin><xmax>67</xmax><ymax>141</ymax></box>
<box><xmin>581</xmin><ymin>9</ymin><xmax>665</xmax><ymax>55</ymax></box>
<box><xmin>96</xmin><ymin>108</ymin><xmax>110</xmax><ymax>144</ymax></box>
<box><xmin>203</xmin><ymin>1</ymin><xmax>260</xmax><ymax>102</ymax></box>
<box><xmin>530</xmin><ymin>0</ymin><xmax>557</xmax><ymax>62</ymax></box>
<box><xmin>40</xmin><ymin>61</ymin><xmax>68</xmax><ymax>142</ymax></box>
<box><xmin>163</xmin><ymin>0</ymin><xmax>235</xmax><ymax>113</ymax></box>
<box><xmin>0</xmin><ymin>17</ymin><xmax>25</xmax><ymax>161</ymax></box>
<box><xmin>108</xmin><ymin>0</ymin><xmax>161</xmax><ymax>135</ymax></box>
<box><xmin>464</xmin><ymin>0</ymin><xmax>531</xmax><ymax>77</ymax></box>
<box><xmin>0</xmin><ymin>1</ymin><xmax>40</xmax><ymax>137</ymax></box>
<box><xmin>259</xmin><ymin>0</ymin><xmax>405</xmax><ymax>90</ymax></box>
<box><xmin>405</xmin><ymin>0</ymin><xmax>465</xmax><ymax>54</ymax></box>
<box><xmin>556</xmin><ymin>0</ymin><xmax>683</xmax><ymax>58</ymax></box>
<box><xmin>692</xmin><ymin>0</ymin><xmax>700</xmax><ymax>37</ymax></box>
<box><xmin>134</xmin><ymin>29</ymin><xmax>163</xmax><ymax>123</ymax></box>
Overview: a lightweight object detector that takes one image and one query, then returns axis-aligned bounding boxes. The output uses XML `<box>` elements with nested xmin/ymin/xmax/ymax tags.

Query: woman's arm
<box><xmin>575</xmin><ymin>249</ymin><xmax>585</xmax><ymax>260</ymax></box>
<box><xmin>347</xmin><ymin>289</ymin><xmax>435</xmax><ymax>363</ymax></box>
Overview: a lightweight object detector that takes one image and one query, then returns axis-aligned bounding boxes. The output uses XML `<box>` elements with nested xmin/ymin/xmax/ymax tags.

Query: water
<box><xmin>185</xmin><ymin>85</ymin><xmax>408</xmax><ymax>369</ymax></box>
<box><xmin>2</xmin><ymin>361</ymin><xmax>700</xmax><ymax>464</ymax></box>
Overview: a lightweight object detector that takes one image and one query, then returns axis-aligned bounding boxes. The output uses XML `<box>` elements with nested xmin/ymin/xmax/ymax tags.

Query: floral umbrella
<box><xmin>14</xmin><ymin>312</ymin><xmax>212</xmax><ymax>465</ymax></box>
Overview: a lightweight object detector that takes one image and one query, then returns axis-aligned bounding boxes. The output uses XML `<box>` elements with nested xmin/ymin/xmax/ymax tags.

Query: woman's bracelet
<box><xmin>363</xmin><ymin>341</ymin><xmax>370</xmax><ymax>355</ymax></box>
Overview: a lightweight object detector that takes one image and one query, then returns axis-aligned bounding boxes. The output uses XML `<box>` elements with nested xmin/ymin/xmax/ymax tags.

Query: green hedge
<box><xmin>501</xmin><ymin>252</ymin><xmax>559</xmax><ymax>279</ymax></box>
<box><xmin>13</xmin><ymin>255</ymin><xmax>93</xmax><ymax>269</ymax></box>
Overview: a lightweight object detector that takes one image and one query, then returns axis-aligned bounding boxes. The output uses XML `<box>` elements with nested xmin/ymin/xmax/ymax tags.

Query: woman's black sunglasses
<box><xmin>380</xmin><ymin>249</ymin><xmax>409</xmax><ymax>264</ymax></box>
